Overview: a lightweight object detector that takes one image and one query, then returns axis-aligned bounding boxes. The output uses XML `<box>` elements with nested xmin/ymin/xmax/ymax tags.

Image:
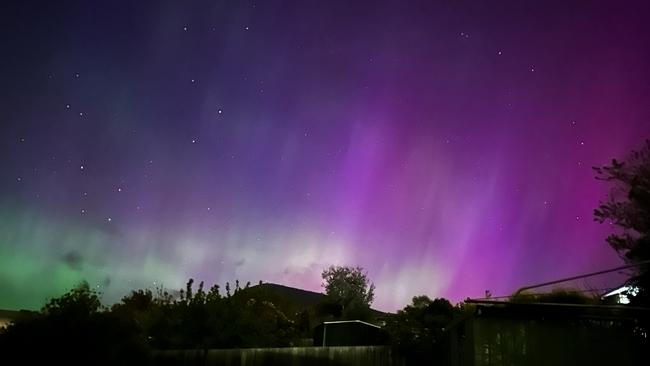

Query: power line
<box><xmin>513</xmin><ymin>260</ymin><xmax>650</xmax><ymax>296</ymax></box>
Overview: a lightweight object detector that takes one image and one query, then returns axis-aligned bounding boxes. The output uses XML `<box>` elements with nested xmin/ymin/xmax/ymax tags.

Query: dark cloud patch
<box><xmin>61</xmin><ymin>251</ymin><xmax>83</xmax><ymax>271</ymax></box>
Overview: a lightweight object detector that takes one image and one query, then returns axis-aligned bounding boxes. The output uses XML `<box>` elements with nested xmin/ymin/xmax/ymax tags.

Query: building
<box><xmin>313</xmin><ymin>320</ymin><xmax>389</xmax><ymax>347</ymax></box>
<box><xmin>602</xmin><ymin>285</ymin><xmax>639</xmax><ymax>304</ymax></box>
<box><xmin>445</xmin><ymin>300</ymin><xmax>649</xmax><ymax>366</ymax></box>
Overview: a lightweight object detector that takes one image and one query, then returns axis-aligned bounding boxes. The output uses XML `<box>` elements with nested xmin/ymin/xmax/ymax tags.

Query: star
<box><xmin>106</xmin><ymin>217</ymin><xmax>112</xmax><ymax>222</ymax></box>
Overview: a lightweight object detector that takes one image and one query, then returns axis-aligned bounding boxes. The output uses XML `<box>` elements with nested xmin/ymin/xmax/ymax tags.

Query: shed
<box><xmin>313</xmin><ymin>320</ymin><xmax>389</xmax><ymax>347</ymax></box>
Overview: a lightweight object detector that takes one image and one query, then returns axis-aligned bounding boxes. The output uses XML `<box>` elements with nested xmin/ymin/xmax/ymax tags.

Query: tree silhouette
<box><xmin>42</xmin><ymin>281</ymin><xmax>102</xmax><ymax>317</ymax></box>
<box><xmin>1</xmin><ymin>281</ymin><xmax>149</xmax><ymax>365</ymax></box>
<box><xmin>385</xmin><ymin>295</ymin><xmax>458</xmax><ymax>365</ymax></box>
<box><xmin>321</xmin><ymin>265</ymin><xmax>375</xmax><ymax>319</ymax></box>
<box><xmin>1</xmin><ymin>274</ymin><xmax>396</xmax><ymax>360</ymax></box>
<box><xmin>594</xmin><ymin>139</ymin><xmax>650</xmax><ymax>304</ymax></box>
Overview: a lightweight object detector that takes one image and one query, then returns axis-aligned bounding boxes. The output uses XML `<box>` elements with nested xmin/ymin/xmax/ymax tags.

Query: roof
<box><xmin>321</xmin><ymin>320</ymin><xmax>381</xmax><ymax>328</ymax></box>
<box><xmin>465</xmin><ymin>299</ymin><xmax>650</xmax><ymax>321</ymax></box>
<box><xmin>445</xmin><ymin>299</ymin><xmax>650</xmax><ymax>334</ymax></box>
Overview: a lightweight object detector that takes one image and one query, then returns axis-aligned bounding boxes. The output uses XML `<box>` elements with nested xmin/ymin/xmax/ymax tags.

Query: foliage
<box><xmin>112</xmin><ymin>278</ymin><xmax>306</xmax><ymax>349</ymax></box>
<box><xmin>0</xmin><ymin>281</ymin><xmax>149</xmax><ymax>365</ymax></box>
<box><xmin>0</xmin><ymin>278</ymin><xmax>314</xmax><ymax>363</ymax></box>
<box><xmin>594</xmin><ymin>140</ymin><xmax>650</xmax><ymax>304</ymax></box>
<box><xmin>321</xmin><ymin>265</ymin><xmax>375</xmax><ymax>319</ymax></box>
<box><xmin>384</xmin><ymin>295</ymin><xmax>459</xmax><ymax>365</ymax></box>
<box><xmin>1</xmin><ymin>274</ymin><xmax>464</xmax><ymax>364</ymax></box>
<box><xmin>42</xmin><ymin>280</ymin><xmax>102</xmax><ymax>317</ymax></box>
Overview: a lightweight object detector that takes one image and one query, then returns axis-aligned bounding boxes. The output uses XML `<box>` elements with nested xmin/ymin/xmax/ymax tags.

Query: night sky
<box><xmin>1</xmin><ymin>0</ymin><xmax>649</xmax><ymax>312</ymax></box>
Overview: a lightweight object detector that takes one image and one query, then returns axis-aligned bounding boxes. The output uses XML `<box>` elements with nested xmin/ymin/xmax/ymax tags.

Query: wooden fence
<box><xmin>153</xmin><ymin>345</ymin><xmax>403</xmax><ymax>366</ymax></box>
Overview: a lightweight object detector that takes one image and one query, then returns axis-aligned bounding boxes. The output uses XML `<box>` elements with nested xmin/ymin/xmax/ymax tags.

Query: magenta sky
<box><xmin>1</xmin><ymin>0</ymin><xmax>649</xmax><ymax>311</ymax></box>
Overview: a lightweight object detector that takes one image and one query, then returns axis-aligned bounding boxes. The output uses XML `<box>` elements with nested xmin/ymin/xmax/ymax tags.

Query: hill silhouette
<box><xmin>245</xmin><ymin>283</ymin><xmax>327</xmax><ymax>307</ymax></box>
<box><xmin>236</xmin><ymin>282</ymin><xmax>387</xmax><ymax>321</ymax></box>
